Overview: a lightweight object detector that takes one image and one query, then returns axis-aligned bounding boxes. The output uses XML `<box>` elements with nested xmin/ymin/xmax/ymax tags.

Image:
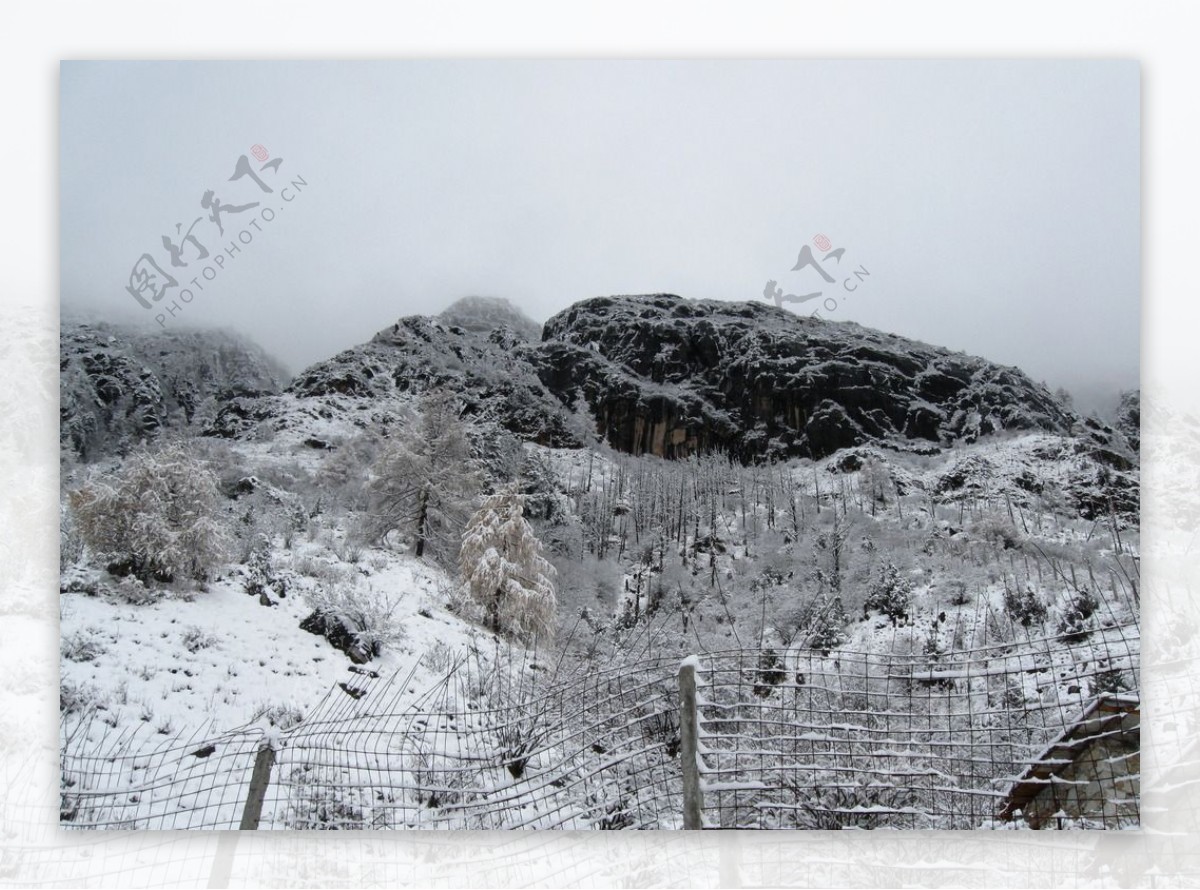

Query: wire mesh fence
<box><xmin>60</xmin><ymin>621</ymin><xmax>1139</xmax><ymax>831</ymax></box>
<box><xmin>59</xmin><ymin>717</ymin><xmax>268</xmax><ymax>830</ymax></box>
<box><xmin>694</xmin><ymin>621</ymin><xmax>1140</xmax><ymax>829</ymax></box>
<box><xmin>261</xmin><ymin>648</ymin><xmax>686</xmax><ymax>829</ymax></box>
<box><xmin>61</xmin><ymin>646</ymin><xmax>688</xmax><ymax>831</ymax></box>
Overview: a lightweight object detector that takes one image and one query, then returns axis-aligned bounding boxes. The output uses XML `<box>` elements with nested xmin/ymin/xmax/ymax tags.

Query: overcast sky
<box><xmin>61</xmin><ymin>60</ymin><xmax>1139</xmax><ymax>409</ymax></box>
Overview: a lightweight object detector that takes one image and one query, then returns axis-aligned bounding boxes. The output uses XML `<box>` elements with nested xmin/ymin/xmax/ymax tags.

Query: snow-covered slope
<box><xmin>57</xmin><ymin>294</ymin><xmax>1141</xmax><ymax>832</ymax></box>
<box><xmin>60</xmin><ymin>320</ymin><xmax>288</xmax><ymax>461</ymax></box>
<box><xmin>61</xmin><ymin>524</ymin><xmax>488</xmax><ymax>744</ymax></box>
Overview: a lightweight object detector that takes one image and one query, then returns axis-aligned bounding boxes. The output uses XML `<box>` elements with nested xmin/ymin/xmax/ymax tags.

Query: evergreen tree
<box><xmin>459</xmin><ymin>485</ymin><xmax>558</xmax><ymax>644</ymax></box>
<box><xmin>863</xmin><ymin>562</ymin><xmax>913</xmax><ymax>625</ymax></box>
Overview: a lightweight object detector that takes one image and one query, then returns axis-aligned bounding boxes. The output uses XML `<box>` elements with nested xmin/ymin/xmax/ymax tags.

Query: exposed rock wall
<box><xmin>60</xmin><ymin>321</ymin><xmax>287</xmax><ymax>460</ymax></box>
<box><xmin>533</xmin><ymin>294</ymin><xmax>1076</xmax><ymax>461</ymax></box>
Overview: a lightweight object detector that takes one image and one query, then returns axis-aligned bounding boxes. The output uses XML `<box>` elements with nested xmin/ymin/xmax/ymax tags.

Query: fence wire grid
<box><xmin>694</xmin><ymin>622</ymin><xmax>1139</xmax><ymax>830</ymax></box>
<box><xmin>60</xmin><ymin>621</ymin><xmax>1139</xmax><ymax>831</ymax></box>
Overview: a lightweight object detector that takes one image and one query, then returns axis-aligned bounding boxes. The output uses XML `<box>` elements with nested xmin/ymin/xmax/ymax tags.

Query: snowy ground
<box><xmin>58</xmin><ymin>423</ymin><xmax>1141</xmax><ymax>830</ymax></box>
<box><xmin>60</xmin><ymin>542</ymin><xmax>488</xmax><ymax>751</ymax></box>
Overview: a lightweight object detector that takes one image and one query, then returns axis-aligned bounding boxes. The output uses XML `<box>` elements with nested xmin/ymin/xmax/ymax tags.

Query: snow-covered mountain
<box><xmin>192</xmin><ymin>294</ymin><xmax>1129</xmax><ymax>463</ymax></box>
<box><xmin>536</xmin><ymin>294</ymin><xmax>1079</xmax><ymax>460</ymax></box>
<box><xmin>265</xmin><ymin>296</ymin><xmax>573</xmax><ymax>447</ymax></box>
<box><xmin>62</xmin><ymin>294</ymin><xmax>1139</xmax><ymax>520</ymax></box>
<box><xmin>58</xmin><ymin>294</ymin><xmax>1143</xmax><ymax>832</ymax></box>
<box><xmin>60</xmin><ymin>320</ymin><xmax>288</xmax><ymax>461</ymax></box>
<box><xmin>438</xmin><ymin>294</ymin><xmax>543</xmax><ymax>341</ymax></box>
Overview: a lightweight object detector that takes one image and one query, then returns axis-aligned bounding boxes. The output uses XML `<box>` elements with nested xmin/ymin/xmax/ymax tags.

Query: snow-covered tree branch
<box><xmin>68</xmin><ymin>441</ymin><xmax>231</xmax><ymax>584</ymax></box>
<box><xmin>460</xmin><ymin>485</ymin><xmax>558</xmax><ymax>644</ymax></box>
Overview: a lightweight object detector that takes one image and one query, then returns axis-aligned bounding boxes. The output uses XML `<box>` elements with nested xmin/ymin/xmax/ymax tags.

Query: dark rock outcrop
<box><xmin>60</xmin><ymin>320</ymin><xmax>288</xmax><ymax>460</ymax></box>
<box><xmin>299</xmin><ymin>611</ymin><xmax>372</xmax><ymax>664</ymax></box>
<box><xmin>283</xmin><ymin>299</ymin><xmax>578</xmax><ymax>447</ymax></box>
<box><xmin>532</xmin><ymin>294</ymin><xmax>1075</xmax><ymax>461</ymax></box>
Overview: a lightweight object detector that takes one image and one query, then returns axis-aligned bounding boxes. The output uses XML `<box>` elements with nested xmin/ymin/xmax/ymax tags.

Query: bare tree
<box><xmin>364</xmin><ymin>391</ymin><xmax>481</xmax><ymax>566</ymax></box>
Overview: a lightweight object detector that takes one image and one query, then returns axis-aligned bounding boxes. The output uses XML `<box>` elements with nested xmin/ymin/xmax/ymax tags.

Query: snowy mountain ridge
<box><xmin>119</xmin><ymin>293</ymin><xmax>1131</xmax><ymax>468</ymax></box>
<box><xmin>60</xmin><ymin>320</ymin><xmax>288</xmax><ymax>460</ymax></box>
<box><xmin>534</xmin><ymin>294</ymin><xmax>1084</xmax><ymax>461</ymax></box>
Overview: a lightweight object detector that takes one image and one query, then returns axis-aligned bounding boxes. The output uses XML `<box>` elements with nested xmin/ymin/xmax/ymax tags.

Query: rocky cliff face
<box><xmin>67</xmin><ymin>294</ymin><xmax>1135</xmax><ymax>482</ymax></box>
<box><xmin>60</xmin><ymin>321</ymin><xmax>288</xmax><ymax>461</ymax></box>
<box><xmin>533</xmin><ymin>294</ymin><xmax>1076</xmax><ymax>461</ymax></box>
<box><xmin>270</xmin><ymin>299</ymin><xmax>574</xmax><ymax>447</ymax></box>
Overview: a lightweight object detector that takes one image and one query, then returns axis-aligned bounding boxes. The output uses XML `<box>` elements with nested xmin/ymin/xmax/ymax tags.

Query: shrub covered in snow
<box><xmin>780</xmin><ymin>773</ymin><xmax>927</xmax><ymax>830</ymax></box>
<box><xmin>1057</xmin><ymin>586</ymin><xmax>1101</xmax><ymax>643</ymax></box>
<box><xmin>111</xmin><ymin>575</ymin><xmax>161</xmax><ymax>605</ymax></box>
<box><xmin>61</xmin><ymin>629</ymin><xmax>106</xmax><ymax>663</ymax></box>
<box><xmin>180</xmin><ymin>626</ymin><xmax>217</xmax><ymax>654</ymax></box>
<box><xmin>1003</xmin><ymin>583</ymin><xmax>1049</xmax><ymax>627</ymax></box>
<box><xmin>68</xmin><ymin>441</ymin><xmax>231</xmax><ymax>584</ymax></box>
<box><xmin>971</xmin><ymin>515</ymin><xmax>1023</xmax><ymax>551</ymax></box>
<box><xmin>943</xmin><ymin>578</ymin><xmax>971</xmax><ymax>606</ymax></box>
<box><xmin>778</xmin><ymin>593</ymin><xmax>848</xmax><ymax>651</ymax></box>
<box><xmin>60</xmin><ymin>679</ymin><xmax>102</xmax><ymax>716</ymax></box>
<box><xmin>804</xmin><ymin>595</ymin><xmax>849</xmax><ymax>651</ymax></box>
<box><xmin>302</xmin><ymin>582</ymin><xmax>406</xmax><ymax>660</ymax></box>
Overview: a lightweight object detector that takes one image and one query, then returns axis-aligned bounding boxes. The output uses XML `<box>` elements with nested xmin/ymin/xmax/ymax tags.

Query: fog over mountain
<box><xmin>61</xmin><ymin>61</ymin><xmax>1138</xmax><ymax>411</ymax></box>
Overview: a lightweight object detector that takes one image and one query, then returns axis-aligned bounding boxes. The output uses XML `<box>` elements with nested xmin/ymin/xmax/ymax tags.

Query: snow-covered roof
<box><xmin>997</xmin><ymin>693</ymin><xmax>1140</xmax><ymax>825</ymax></box>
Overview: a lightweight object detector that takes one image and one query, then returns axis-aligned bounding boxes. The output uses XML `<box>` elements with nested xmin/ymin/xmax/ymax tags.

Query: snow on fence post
<box><xmin>238</xmin><ymin>741</ymin><xmax>276</xmax><ymax>830</ymax></box>
<box><xmin>678</xmin><ymin>656</ymin><xmax>705</xmax><ymax>830</ymax></box>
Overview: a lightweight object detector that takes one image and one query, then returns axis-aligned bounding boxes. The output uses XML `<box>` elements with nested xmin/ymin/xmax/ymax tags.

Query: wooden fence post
<box><xmin>238</xmin><ymin>742</ymin><xmax>276</xmax><ymax>830</ymax></box>
<box><xmin>207</xmin><ymin>832</ymin><xmax>238</xmax><ymax>888</ymax></box>
<box><xmin>679</xmin><ymin>657</ymin><xmax>704</xmax><ymax>830</ymax></box>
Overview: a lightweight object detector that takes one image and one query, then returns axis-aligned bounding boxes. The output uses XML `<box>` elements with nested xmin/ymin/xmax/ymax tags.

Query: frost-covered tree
<box><xmin>520</xmin><ymin>448</ymin><xmax>570</xmax><ymax>524</ymax></box>
<box><xmin>459</xmin><ymin>485</ymin><xmax>558</xmax><ymax>643</ymax></box>
<box><xmin>68</xmin><ymin>441</ymin><xmax>231</xmax><ymax>583</ymax></box>
<box><xmin>364</xmin><ymin>391</ymin><xmax>481</xmax><ymax>565</ymax></box>
<box><xmin>859</xmin><ymin>456</ymin><xmax>891</xmax><ymax>511</ymax></box>
<box><xmin>863</xmin><ymin>562</ymin><xmax>913</xmax><ymax>625</ymax></box>
<box><xmin>813</xmin><ymin>508</ymin><xmax>854</xmax><ymax>595</ymax></box>
<box><xmin>780</xmin><ymin>592</ymin><xmax>848</xmax><ymax>651</ymax></box>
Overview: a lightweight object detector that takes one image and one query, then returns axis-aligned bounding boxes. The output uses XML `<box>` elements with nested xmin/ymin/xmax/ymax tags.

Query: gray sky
<box><xmin>61</xmin><ymin>60</ymin><xmax>1139</xmax><ymax>409</ymax></box>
